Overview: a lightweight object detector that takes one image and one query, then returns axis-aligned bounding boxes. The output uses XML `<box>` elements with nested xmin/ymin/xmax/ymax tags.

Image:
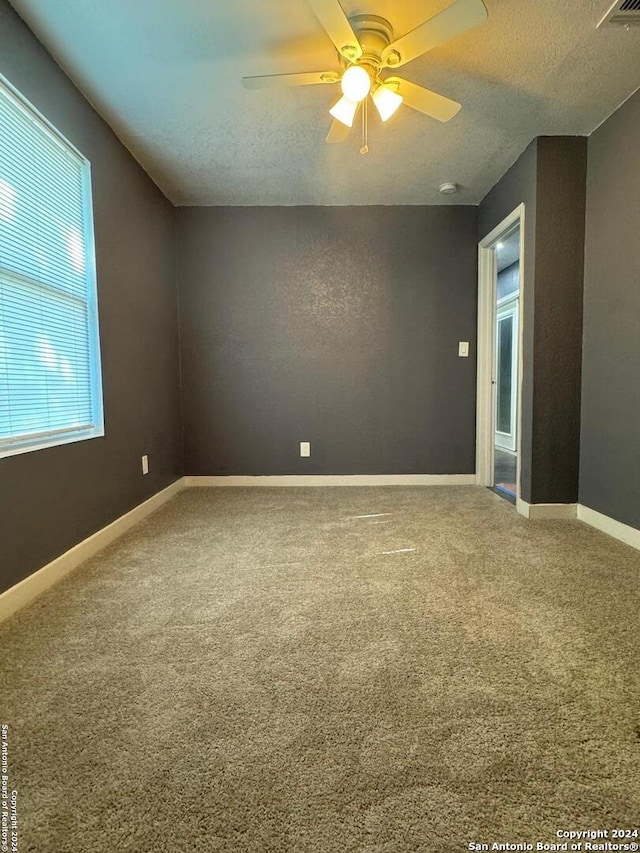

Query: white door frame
<box><xmin>476</xmin><ymin>203</ymin><xmax>526</xmax><ymax>509</ymax></box>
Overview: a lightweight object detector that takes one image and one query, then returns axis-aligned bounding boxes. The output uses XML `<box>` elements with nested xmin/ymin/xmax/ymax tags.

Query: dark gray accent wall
<box><xmin>580</xmin><ymin>90</ymin><xmax>640</xmax><ymax>529</ymax></box>
<box><xmin>0</xmin><ymin>2</ymin><xmax>183</xmax><ymax>594</ymax></box>
<box><xmin>177</xmin><ymin>206</ymin><xmax>479</xmax><ymax>476</ymax></box>
<box><xmin>479</xmin><ymin>137</ymin><xmax>587</xmax><ymax>505</ymax></box>
<box><xmin>532</xmin><ymin>137</ymin><xmax>587</xmax><ymax>505</ymax></box>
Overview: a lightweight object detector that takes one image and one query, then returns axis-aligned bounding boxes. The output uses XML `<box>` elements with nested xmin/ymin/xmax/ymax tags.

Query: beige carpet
<box><xmin>1</xmin><ymin>487</ymin><xmax>639</xmax><ymax>852</ymax></box>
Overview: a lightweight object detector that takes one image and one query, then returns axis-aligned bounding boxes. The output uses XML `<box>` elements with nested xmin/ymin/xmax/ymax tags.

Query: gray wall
<box><xmin>479</xmin><ymin>137</ymin><xmax>587</xmax><ymax>505</ymax></box>
<box><xmin>177</xmin><ymin>206</ymin><xmax>479</xmax><ymax>476</ymax></box>
<box><xmin>0</xmin><ymin>1</ymin><xmax>183</xmax><ymax>594</ymax></box>
<box><xmin>580</xmin><ymin>89</ymin><xmax>640</xmax><ymax>529</ymax></box>
<box><xmin>532</xmin><ymin>137</ymin><xmax>587</xmax><ymax>505</ymax></box>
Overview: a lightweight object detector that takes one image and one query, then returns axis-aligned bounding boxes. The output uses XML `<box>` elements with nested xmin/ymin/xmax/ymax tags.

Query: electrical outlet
<box><xmin>141</xmin><ymin>454</ymin><xmax>149</xmax><ymax>475</ymax></box>
<box><xmin>300</xmin><ymin>442</ymin><xmax>311</xmax><ymax>458</ymax></box>
<box><xmin>458</xmin><ymin>341</ymin><xmax>470</xmax><ymax>357</ymax></box>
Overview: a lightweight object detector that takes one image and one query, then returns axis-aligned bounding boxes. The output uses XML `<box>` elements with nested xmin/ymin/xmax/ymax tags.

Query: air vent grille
<box><xmin>598</xmin><ymin>0</ymin><xmax>640</xmax><ymax>26</ymax></box>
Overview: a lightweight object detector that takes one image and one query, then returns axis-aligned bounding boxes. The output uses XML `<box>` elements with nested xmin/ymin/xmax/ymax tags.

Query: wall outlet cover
<box><xmin>300</xmin><ymin>442</ymin><xmax>311</xmax><ymax>458</ymax></box>
<box><xmin>141</xmin><ymin>454</ymin><xmax>149</xmax><ymax>475</ymax></box>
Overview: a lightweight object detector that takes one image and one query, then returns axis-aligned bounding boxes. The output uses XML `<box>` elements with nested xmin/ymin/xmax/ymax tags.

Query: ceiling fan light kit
<box><xmin>242</xmin><ymin>0</ymin><xmax>488</xmax><ymax>152</ymax></box>
<box><xmin>372</xmin><ymin>84</ymin><xmax>404</xmax><ymax>122</ymax></box>
<box><xmin>340</xmin><ymin>64</ymin><xmax>371</xmax><ymax>102</ymax></box>
<box><xmin>329</xmin><ymin>95</ymin><xmax>359</xmax><ymax>127</ymax></box>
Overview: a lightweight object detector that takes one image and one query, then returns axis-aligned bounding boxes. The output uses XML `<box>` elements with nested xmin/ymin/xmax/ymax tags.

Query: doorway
<box><xmin>493</xmin><ymin>230</ymin><xmax>520</xmax><ymax>500</ymax></box>
<box><xmin>476</xmin><ymin>205</ymin><xmax>525</xmax><ymax>509</ymax></box>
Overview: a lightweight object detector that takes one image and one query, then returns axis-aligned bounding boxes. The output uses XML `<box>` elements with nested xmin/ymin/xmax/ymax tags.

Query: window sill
<box><xmin>0</xmin><ymin>427</ymin><xmax>105</xmax><ymax>460</ymax></box>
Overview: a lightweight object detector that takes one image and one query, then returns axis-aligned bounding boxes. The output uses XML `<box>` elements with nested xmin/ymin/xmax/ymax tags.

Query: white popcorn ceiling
<box><xmin>9</xmin><ymin>0</ymin><xmax>640</xmax><ymax>205</ymax></box>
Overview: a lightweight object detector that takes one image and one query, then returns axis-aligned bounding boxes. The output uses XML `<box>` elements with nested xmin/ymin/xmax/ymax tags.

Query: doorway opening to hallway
<box><xmin>476</xmin><ymin>205</ymin><xmax>525</xmax><ymax>510</ymax></box>
<box><xmin>493</xmin><ymin>230</ymin><xmax>520</xmax><ymax>501</ymax></box>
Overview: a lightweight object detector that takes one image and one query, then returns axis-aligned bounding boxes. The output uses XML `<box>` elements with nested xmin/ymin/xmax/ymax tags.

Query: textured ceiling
<box><xmin>8</xmin><ymin>0</ymin><xmax>640</xmax><ymax>205</ymax></box>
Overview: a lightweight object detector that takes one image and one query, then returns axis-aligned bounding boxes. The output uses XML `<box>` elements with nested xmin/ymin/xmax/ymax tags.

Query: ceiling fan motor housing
<box><xmin>348</xmin><ymin>15</ymin><xmax>394</xmax><ymax>69</ymax></box>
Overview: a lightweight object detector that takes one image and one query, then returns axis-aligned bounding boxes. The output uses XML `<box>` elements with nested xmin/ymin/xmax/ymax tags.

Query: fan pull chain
<box><xmin>360</xmin><ymin>98</ymin><xmax>369</xmax><ymax>155</ymax></box>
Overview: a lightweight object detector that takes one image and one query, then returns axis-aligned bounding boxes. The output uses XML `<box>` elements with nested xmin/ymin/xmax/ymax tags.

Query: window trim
<box><xmin>0</xmin><ymin>73</ymin><xmax>104</xmax><ymax>459</ymax></box>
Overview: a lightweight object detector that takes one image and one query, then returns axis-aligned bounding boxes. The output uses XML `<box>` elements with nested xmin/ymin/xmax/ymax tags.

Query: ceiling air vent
<box><xmin>597</xmin><ymin>0</ymin><xmax>640</xmax><ymax>27</ymax></box>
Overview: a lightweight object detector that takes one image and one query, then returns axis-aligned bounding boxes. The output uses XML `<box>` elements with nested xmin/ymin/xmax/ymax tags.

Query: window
<box><xmin>0</xmin><ymin>76</ymin><xmax>103</xmax><ymax>458</ymax></box>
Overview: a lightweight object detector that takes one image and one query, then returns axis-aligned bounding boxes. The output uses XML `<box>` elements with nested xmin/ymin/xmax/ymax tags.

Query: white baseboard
<box><xmin>516</xmin><ymin>499</ymin><xmax>578</xmax><ymax>520</ymax></box>
<box><xmin>577</xmin><ymin>504</ymin><xmax>640</xmax><ymax>550</ymax></box>
<box><xmin>516</xmin><ymin>500</ymin><xmax>639</xmax><ymax>550</ymax></box>
<box><xmin>184</xmin><ymin>474</ymin><xmax>477</xmax><ymax>487</ymax></box>
<box><xmin>0</xmin><ymin>478</ymin><xmax>185</xmax><ymax>624</ymax></box>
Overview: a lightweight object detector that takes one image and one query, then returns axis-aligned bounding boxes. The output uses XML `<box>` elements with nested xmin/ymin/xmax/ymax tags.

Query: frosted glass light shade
<box><xmin>372</xmin><ymin>84</ymin><xmax>403</xmax><ymax>122</ymax></box>
<box><xmin>329</xmin><ymin>95</ymin><xmax>359</xmax><ymax>128</ymax></box>
<box><xmin>341</xmin><ymin>65</ymin><xmax>371</xmax><ymax>102</ymax></box>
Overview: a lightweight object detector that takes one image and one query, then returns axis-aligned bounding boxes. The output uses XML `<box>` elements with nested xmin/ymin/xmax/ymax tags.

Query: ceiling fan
<box><xmin>242</xmin><ymin>0</ymin><xmax>488</xmax><ymax>152</ymax></box>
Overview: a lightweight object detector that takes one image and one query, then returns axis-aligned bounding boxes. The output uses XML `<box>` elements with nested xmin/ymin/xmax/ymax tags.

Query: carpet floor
<box><xmin>1</xmin><ymin>487</ymin><xmax>639</xmax><ymax>852</ymax></box>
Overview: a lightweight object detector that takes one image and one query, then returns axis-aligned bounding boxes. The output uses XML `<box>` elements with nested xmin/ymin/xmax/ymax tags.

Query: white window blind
<box><xmin>0</xmin><ymin>76</ymin><xmax>103</xmax><ymax>458</ymax></box>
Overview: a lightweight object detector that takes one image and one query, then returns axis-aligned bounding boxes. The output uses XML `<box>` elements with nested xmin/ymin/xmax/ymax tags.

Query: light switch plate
<box><xmin>458</xmin><ymin>341</ymin><xmax>470</xmax><ymax>357</ymax></box>
<box><xmin>300</xmin><ymin>442</ymin><xmax>311</xmax><ymax>458</ymax></box>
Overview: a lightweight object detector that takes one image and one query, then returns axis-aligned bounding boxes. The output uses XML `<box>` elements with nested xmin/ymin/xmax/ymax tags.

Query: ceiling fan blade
<box><xmin>308</xmin><ymin>0</ymin><xmax>362</xmax><ymax>62</ymax></box>
<box><xmin>242</xmin><ymin>71</ymin><xmax>339</xmax><ymax>90</ymax></box>
<box><xmin>326</xmin><ymin>118</ymin><xmax>353</xmax><ymax>144</ymax></box>
<box><xmin>381</xmin><ymin>0</ymin><xmax>487</xmax><ymax>68</ymax></box>
<box><xmin>385</xmin><ymin>77</ymin><xmax>461</xmax><ymax>122</ymax></box>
